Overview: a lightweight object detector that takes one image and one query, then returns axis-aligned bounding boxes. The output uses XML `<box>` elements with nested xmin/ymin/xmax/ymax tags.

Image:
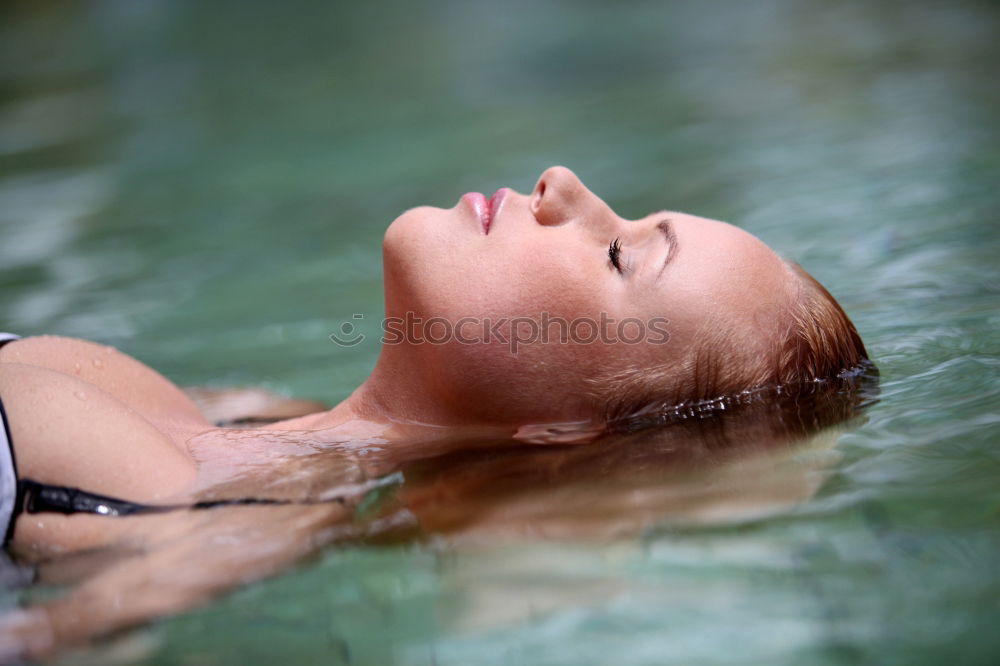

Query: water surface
<box><xmin>1</xmin><ymin>1</ymin><xmax>998</xmax><ymax>664</ymax></box>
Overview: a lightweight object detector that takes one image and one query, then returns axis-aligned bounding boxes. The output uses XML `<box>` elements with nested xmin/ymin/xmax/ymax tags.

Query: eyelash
<box><xmin>608</xmin><ymin>237</ymin><xmax>625</xmax><ymax>273</ymax></box>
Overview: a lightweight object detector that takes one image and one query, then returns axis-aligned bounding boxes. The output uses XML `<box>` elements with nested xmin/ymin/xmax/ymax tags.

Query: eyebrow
<box><xmin>654</xmin><ymin>218</ymin><xmax>679</xmax><ymax>282</ymax></box>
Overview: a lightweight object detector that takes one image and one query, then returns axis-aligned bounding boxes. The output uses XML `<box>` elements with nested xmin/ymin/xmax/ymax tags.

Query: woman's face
<box><xmin>368</xmin><ymin>167</ymin><xmax>799</xmax><ymax>434</ymax></box>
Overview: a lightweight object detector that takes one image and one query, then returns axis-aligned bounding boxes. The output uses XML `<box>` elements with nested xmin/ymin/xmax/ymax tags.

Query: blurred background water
<box><xmin>2</xmin><ymin>0</ymin><xmax>999</xmax><ymax>664</ymax></box>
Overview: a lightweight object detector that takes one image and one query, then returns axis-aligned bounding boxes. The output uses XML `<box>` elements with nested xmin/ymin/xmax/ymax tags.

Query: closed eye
<box><xmin>608</xmin><ymin>237</ymin><xmax>625</xmax><ymax>273</ymax></box>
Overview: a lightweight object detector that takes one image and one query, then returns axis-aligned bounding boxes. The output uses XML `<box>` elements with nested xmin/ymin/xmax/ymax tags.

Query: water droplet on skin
<box><xmin>92</xmin><ymin>358</ymin><xmax>104</xmax><ymax>369</ymax></box>
<box><xmin>73</xmin><ymin>362</ymin><xmax>81</xmax><ymax>374</ymax></box>
<box><xmin>74</xmin><ymin>391</ymin><xmax>88</xmax><ymax>401</ymax></box>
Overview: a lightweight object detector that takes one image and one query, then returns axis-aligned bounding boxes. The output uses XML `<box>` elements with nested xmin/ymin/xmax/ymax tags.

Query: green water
<box><xmin>2</xmin><ymin>1</ymin><xmax>999</xmax><ymax>664</ymax></box>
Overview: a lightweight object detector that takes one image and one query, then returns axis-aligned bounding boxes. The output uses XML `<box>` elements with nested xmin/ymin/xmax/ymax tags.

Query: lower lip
<box><xmin>462</xmin><ymin>188</ymin><xmax>509</xmax><ymax>235</ymax></box>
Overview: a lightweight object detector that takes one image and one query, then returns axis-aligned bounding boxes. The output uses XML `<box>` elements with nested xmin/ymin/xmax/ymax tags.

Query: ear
<box><xmin>512</xmin><ymin>420</ymin><xmax>605</xmax><ymax>445</ymax></box>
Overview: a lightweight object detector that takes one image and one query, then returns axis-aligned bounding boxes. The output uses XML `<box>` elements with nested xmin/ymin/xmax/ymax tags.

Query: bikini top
<box><xmin>17</xmin><ymin>478</ymin><xmax>310</xmax><ymax>518</ymax></box>
<box><xmin>0</xmin><ymin>335</ymin><xmax>395</xmax><ymax>549</ymax></box>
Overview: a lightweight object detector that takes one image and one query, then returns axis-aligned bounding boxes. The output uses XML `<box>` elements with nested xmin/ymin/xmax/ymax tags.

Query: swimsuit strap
<box><xmin>16</xmin><ymin>478</ymin><xmax>343</xmax><ymax>518</ymax></box>
<box><xmin>18</xmin><ymin>479</ymin><xmax>156</xmax><ymax>516</ymax></box>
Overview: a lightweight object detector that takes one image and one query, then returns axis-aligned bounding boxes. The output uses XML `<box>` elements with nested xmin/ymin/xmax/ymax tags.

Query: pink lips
<box><xmin>462</xmin><ymin>188</ymin><xmax>508</xmax><ymax>235</ymax></box>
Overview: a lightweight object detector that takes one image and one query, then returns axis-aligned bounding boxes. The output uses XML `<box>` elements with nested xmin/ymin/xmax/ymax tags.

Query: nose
<box><xmin>530</xmin><ymin>166</ymin><xmax>615</xmax><ymax>228</ymax></box>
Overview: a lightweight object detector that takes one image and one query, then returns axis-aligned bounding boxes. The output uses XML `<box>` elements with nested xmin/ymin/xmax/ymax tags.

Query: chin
<box><xmin>383</xmin><ymin>205</ymin><xmax>438</xmax><ymax>256</ymax></box>
<box><xmin>383</xmin><ymin>207</ymin><xmax>446</xmax><ymax>304</ymax></box>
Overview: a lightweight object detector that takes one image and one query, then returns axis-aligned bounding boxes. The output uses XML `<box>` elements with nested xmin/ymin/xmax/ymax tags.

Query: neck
<box><xmin>269</xmin><ymin>375</ymin><xmax>515</xmax><ymax>448</ymax></box>
<box><xmin>349</xmin><ymin>348</ymin><xmax>494</xmax><ymax>428</ymax></box>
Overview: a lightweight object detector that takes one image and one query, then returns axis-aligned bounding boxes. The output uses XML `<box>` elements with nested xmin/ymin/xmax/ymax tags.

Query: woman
<box><xmin>0</xmin><ymin>166</ymin><xmax>874</xmax><ymax>658</ymax></box>
<box><xmin>0</xmin><ymin>166</ymin><xmax>870</xmax><ymax>553</ymax></box>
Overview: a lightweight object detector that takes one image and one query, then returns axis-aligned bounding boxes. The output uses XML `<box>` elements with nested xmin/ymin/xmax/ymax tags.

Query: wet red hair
<box><xmin>592</xmin><ymin>261</ymin><xmax>873</xmax><ymax>431</ymax></box>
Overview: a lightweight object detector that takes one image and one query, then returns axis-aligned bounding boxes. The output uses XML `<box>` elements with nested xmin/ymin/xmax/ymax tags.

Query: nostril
<box><xmin>530</xmin><ymin>181</ymin><xmax>546</xmax><ymax>216</ymax></box>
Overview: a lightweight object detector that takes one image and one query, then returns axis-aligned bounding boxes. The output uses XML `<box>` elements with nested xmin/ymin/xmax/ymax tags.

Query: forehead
<box><xmin>685</xmin><ymin>214</ymin><xmax>783</xmax><ymax>269</ymax></box>
<box><xmin>656</xmin><ymin>212</ymin><xmax>797</xmax><ymax>318</ymax></box>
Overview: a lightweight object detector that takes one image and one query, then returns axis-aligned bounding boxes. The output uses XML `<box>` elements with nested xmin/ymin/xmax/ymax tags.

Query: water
<box><xmin>2</xmin><ymin>1</ymin><xmax>999</xmax><ymax>664</ymax></box>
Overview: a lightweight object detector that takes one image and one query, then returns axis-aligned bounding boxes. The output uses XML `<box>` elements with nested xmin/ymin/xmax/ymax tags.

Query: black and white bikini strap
<box><xmin>0</xmin><ymin>333</ymin><xmax>21</xmax><ymax>349</ymax></box>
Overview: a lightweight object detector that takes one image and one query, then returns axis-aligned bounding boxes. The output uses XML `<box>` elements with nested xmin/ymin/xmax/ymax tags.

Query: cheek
<box><xmin>384</xmin><ymin>220</ymin><xmax>617</xmax><ymax>423</ymax></box>
<box><xmin>424</xmin><ymin>282</ymin><xmax>629</xmax><ymax>425</ymax></box>
<box><xmin>491</xmin><ymin>240</ymin><xmax>605</xmax><ymax>320</ymax></box>
<box><xmin>409</xmin><ymin>291</ymin><xmax>619</xmax><ymax>425</ymax></box>
<box><xmin>388</xmin><ymin>225</ymin><xmax>598</xmax><ymax>324</ymax></box>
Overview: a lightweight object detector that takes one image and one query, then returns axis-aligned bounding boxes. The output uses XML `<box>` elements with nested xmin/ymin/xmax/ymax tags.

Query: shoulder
<box><xmin>0</xmin><ymin>335</ymin><xmax>209</xmax><ymax>426</ymax></box>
